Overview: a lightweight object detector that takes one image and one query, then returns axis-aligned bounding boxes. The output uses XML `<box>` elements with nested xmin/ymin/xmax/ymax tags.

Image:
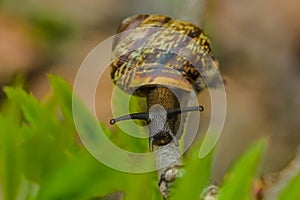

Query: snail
<box><xmin>109</xmin><ymin>14</ymin><xmax>222</xmax><ymax>151</ymax></box>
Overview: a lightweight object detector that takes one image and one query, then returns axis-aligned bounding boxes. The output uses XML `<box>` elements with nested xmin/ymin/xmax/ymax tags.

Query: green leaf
<box><xmin>279</xmin><ymin>171</ymin><xmax>300</xmax><ymax>200</ymax></box>
<box><xmin>48</xmin><ymin>74</ymin><xmax>73</xmax><ymax>119</ymax></box>
<box><xmin>4</xmin><ymin>87</ymin><xmax>59</xmax><ymax>131</ymax></box>
<box><xmin>171</xmin><ymin>137</ymin><xmax>214</xmax><ymax>200</ymax></box>
<box><xmin>218</xmin><ymin>140</ymin><xmax>267</xmax><ymax>200</ymax></box>
<box><xmin>36</xmin><ymin>153</ymin><xmax>128</xmax><ymax>200</ymax></box>
<box><xmin>48</xmin><ymin>75</ymin><xmax>79</xmax><ymax>151</ymax></box>
<box><xmin>124</xmin><ymin>173</ymin><xmax>158</xmax><ymax>200</ymax></box>
<box><xmin>4</xmin><ymin>87</ymin><xmax>68</xmax><ymax>183</ymax></box>
<box><xmin>0</xmin><ymin>115</ymin><xmax>22</xmax><ymax>200</ymax></box>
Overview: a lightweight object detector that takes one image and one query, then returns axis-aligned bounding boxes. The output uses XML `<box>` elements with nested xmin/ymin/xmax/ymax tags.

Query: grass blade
<box><xmin>218</xmin><ymin>140</ymin><xmax>267</xmax><ymax>200</ymax></box>
<box><xmin>0</xmin><ymin>115</ymin><xmax>22</xmax><ymax>200</ymax></box>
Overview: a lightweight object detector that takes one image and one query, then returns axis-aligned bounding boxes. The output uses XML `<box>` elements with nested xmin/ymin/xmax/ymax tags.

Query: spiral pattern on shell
<box><xmin>110</xmin><ymin>14</ymin><xmax>221</xmax><ymax>96</ymax></box>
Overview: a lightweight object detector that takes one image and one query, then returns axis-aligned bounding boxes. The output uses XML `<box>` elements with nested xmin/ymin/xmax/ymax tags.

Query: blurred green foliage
<box><xmin>0</xmin><ymin>1</ymin><xmax>77</xmax><ymax>63</ymax></box>
<box><xmin>28</xmin><ymin>11</ymin><xmax>74</xmax><ymax>44</ymax></box>
<box><xmin>0</xmin><ymin>76</ymin><xmax>299</xmax><ymax>200</ymax></box>
<box><xmin>25</xmin><ymin>9</ymin><xmax>77</xmax><ymax>58</ymax></box>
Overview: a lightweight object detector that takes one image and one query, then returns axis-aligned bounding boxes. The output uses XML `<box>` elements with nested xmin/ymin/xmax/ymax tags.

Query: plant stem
<box><xmin>263</xmin><ymin>149</ymin><xmax>300</xmax><ymax>199</ymax></box>
<box><xmin>154</xmin><ymin>142</ymin><xmax>183</xmax><ymax>199</ymax></box>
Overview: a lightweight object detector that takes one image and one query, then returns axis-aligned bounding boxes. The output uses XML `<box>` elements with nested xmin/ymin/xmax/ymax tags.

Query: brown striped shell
<box><xmin>110</xmin><ymin>14</ymin><xmax>220</xmax><ymax>96</ymax></box>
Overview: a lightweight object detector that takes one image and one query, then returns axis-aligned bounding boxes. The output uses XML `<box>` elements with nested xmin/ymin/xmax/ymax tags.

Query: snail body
<box><xmin>110</xmin><ymin>14</ymin><xmax>220</xmax><ymax>150</ymax></box>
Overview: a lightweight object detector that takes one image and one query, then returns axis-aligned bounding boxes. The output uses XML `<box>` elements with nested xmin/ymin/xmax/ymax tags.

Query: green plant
<box><xmin>0</xmin><ymin>75</ymin><xmax>299</xmax><ymax>200</ymax></box>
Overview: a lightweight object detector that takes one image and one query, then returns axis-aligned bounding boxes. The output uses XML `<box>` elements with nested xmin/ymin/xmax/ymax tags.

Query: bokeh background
<box><xmin>1</xmin><ymin>0</ymin><xmax>300</xmax><ymax>183</ymax></box>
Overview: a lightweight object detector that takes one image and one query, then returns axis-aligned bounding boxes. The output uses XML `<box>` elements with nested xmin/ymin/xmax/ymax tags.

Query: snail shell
<box><xmin>110</xmin><ymin>14</ymin><xmax>221</xmax><ymax>96</ymax></box>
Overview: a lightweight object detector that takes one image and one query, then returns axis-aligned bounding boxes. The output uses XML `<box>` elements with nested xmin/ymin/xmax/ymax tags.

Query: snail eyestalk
<box><xmin>166</xmin><ymin>105</ymin><xmax>203</xmax><ymax>116</ymax></box>
<box><xmin>109</xmin><ymin>112</ymin><xmax>149</xmax><ymax>125</ymax></box>
<box><xmin>110</xmin><ymin>105</ymin><xmax>204</xmax><ymax>125</ymax></box>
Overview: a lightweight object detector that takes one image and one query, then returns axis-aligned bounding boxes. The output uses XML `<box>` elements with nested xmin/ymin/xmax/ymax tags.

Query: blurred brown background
<box><xmin>1</xmin><ymin>0</ymin><xmax>299</xmax><ymax>183</ymax></box>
